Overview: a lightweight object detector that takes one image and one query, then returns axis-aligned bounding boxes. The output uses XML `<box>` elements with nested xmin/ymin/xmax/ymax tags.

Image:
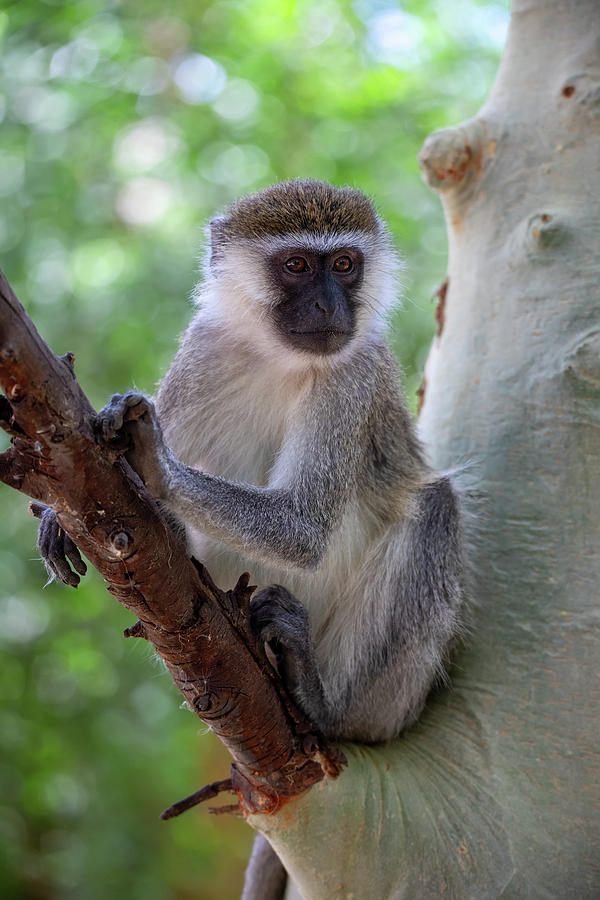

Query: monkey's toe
<box><xmin>250</xmin><ymin>585</ymin><xmax>310</xmax><ymax>650</ymax></box>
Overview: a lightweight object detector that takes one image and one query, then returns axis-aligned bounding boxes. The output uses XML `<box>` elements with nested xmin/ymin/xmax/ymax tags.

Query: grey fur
<box><xmin>149</xmin><ymin>184</ymin><xmax>465</xmax><ymax>900</ymax></box>
<box><xmin>148</xmin><ymin>333</ymin><xmax>464</xmax><ymax>743</ymax></box>
<box><xmin>242</xmin><ymin>834</ymin><xmax>288</xmax><ymax>900</ymax></box>
<box><xmin>38</xmin><ymin>181</ymin><xmax>466</xmax><ymax>900</ymax></box>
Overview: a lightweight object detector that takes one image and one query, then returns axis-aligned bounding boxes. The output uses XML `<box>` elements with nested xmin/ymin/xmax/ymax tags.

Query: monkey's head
<box><xmin>200</xmin><ymin>180</ymin><xmax>399</xmax><ymax>365</ymax></box>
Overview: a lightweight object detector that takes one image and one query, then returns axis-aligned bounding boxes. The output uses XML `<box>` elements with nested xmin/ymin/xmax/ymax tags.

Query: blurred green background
<box><xmin>0</xmin><ymin>1</ymin><xmax>507</xmax><ymax>897</ymax></box>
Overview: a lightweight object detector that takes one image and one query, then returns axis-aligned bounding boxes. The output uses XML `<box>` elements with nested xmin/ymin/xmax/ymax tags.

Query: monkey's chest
<box><xmin>196</xmin><ymin>424</ymin><xmax>280</xmax><ymax>488</ymax></box>
<box><xmin>183</xmin><ymin>411</ymin><xmax>284</xmax><ymax>591</ymax></box>
<box><xmin>171</xmin><ymin>364</ymin><xmax>322</xmax><ymax>598</ymax></box>
<box><xmin>183</xmin><ymin>371</ymin><xmax>292</xmax><ymax>488</ymax></box>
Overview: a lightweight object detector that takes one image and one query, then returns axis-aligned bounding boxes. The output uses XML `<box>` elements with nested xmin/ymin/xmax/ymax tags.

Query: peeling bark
<box><xmin>0</xmin><ymin>269</ymin><xmax>345</xmax><ymax>819</ymax></box>
<box><xmin>433</xmin><ymin>276</ymin><xmax>448</xmax><ymax>338</ymax></box>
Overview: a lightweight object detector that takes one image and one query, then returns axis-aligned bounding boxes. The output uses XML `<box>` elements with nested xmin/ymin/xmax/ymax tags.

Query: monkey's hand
<box><xmin>98</xmin><ymin>392</ymin><xmax>170</xmax><ymax>498</ymax></box>
<box><xmin>34</xmin><ymin>503</ymin><xmax>87</xmax><ymax>587</ymax></box>
<box><xmin>250</xmin><ymin>585</ymin><xmax>329</xmax><ymax>733</ymax></box>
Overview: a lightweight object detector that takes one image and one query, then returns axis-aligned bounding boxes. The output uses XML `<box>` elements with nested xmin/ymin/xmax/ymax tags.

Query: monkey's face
<box><xmin>202</xmin><ymin>181</ymin><xmax>401</xmax><ymax>367</ymax></box>
<box><xmin>267</xmin><ymin>247</ymin><xmax>363</xmax><ymax>355</ymax></box>
<box><xmin>202</xmin><ymin>231</ymin><xmax>398</xmax><ymax>367</ymax></box>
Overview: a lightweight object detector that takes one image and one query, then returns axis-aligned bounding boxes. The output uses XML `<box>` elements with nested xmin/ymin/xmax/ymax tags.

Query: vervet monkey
<box><xmin>39</xmin><ymin>180</ymin><xmax>466</xmax><ymax>900</ymax></box>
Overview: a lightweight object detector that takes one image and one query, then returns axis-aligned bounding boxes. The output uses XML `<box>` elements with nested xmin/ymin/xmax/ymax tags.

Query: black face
<box><xmin>268</xmin><ymin>247</ymin><xmax>363</xmax><ymax>355</ymax></box>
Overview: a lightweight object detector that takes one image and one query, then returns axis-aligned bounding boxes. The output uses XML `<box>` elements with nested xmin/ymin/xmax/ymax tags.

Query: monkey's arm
<box><xmin>99</xmin><ymin>386</ymin><xmax>368</xmax><ymax>571</ymax></box>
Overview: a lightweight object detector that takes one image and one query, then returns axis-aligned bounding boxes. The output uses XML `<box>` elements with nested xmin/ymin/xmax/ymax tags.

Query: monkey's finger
<box><xmin>122</xmin><ymin>392</ymin><xmax>154</xmax><ymax>424</ymax></box>
<box><xmin>50</xmin><ymin>552</ymin><xmax>80</xmax><ymax>588</ymax></box>
<box><xmin>47</xmin><ymin>529</ymin><xmax>80</xmax><ymax>586</ymax></box>
<box><xmin>42</xmin><ymin>531</ymin><xmax>80</xmax><ymax>586</ymax></box>
<box><xmin>64</xmin><ymin>535</ymin><xmax>87</xmax><ymax>576</ymax></box>
<box><xmin>124</xmin><ymin>392</ymin><xmax>147</xmax><ymax>409</ymax></box>
<box><xmin>101</xmin><ymin>409</ymin><xmax>125</xmax><ymax>441</ymax></box>
<box><xmin>97</xmin><ymin>393</ymin><xmax>130</xmax><ymax>441</ymax></box>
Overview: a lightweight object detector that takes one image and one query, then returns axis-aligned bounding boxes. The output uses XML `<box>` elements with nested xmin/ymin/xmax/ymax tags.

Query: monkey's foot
<box><xmin>249</xmin><ymin>584</ymin><xmax>329</xmax><ymax>731</ymax></box>
<box><xmin>250</xmin><ymin>584</ymin><xmax>311</xmax><ymax>664</ymax></box>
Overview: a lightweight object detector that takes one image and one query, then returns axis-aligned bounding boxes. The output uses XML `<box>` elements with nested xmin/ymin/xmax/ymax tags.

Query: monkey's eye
<box><xmin>333</xmin><ymin>255</ymin><xmax>353</xmax><ymax>273</ymax></box>
<box><xmin>285</xmin><ymin>257</ymin><xmax>308</xmax><ymax>273</ymax></box>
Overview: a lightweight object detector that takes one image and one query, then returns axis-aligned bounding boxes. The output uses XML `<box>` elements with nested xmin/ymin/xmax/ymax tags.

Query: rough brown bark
<box><xmin>0</xmin><ymin>268</ymin><xmax>344</xmax><ymax>818</ymax></box>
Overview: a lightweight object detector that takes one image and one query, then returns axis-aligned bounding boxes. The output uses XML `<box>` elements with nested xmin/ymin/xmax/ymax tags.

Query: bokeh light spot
<box><xmin>212</xmin><ymin>78</ymin><xmax>260</xmax><ymax>123</ymax></box>
<box><xmin>71</xmin><ymin>239</ymin><xmax>126</xmax><ymax>288</ymax></box>
<box><xmin>172</xmin><ymin>53</ymin><xmax>226</xmax><ymax>105</ymax></box>
<box><xmin>116</xmin><ymin>177</ymin><xmax>173</xmax><ymax>226</ymax></box>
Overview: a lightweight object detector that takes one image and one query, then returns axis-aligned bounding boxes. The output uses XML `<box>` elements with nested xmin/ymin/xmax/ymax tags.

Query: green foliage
<box><xmin>0</xmin><ymin>1</ymin><xmax>507</xmax><ymax>896</ymax></box>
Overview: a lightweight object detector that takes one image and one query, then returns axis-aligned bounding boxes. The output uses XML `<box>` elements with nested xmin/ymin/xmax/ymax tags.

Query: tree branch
<box><xmin>0</xmin><ymin>268</ymin><xmax>345</xmax><ymax>818</ymax></box>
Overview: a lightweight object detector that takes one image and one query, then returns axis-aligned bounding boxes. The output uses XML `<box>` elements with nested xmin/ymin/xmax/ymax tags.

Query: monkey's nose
<box><xmin>314</xmin><ymin>299</ymin><xmax>334</xmax><ymax>320</ymax></box>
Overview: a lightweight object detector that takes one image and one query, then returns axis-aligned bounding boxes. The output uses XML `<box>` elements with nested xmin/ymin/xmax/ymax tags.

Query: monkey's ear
<box><xmin>208</xmin><ymin>216</ymin><xmax>228</xmax><ymax>268</ymax></box>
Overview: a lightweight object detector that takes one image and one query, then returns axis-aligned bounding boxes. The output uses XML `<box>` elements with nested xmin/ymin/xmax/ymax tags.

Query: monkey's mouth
<box><xmin>289</xmin><ymin>328</ymin><xmax>350</xmax><ymax>337</ymax></box>
<box><xmin>286</xmin><ymin>327</ymin><xmax>352</xmax><ymax>354</ymax></box>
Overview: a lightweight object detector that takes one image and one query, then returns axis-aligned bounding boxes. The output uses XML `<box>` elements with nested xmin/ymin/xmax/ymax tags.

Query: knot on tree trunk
<box><xmin>418</xmin><ymin>118</ymin><xmax>494</xmax><ymax>195</ymax></box>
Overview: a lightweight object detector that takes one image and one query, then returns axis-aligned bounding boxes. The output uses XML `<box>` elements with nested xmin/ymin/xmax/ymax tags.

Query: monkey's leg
<box><xmin>241</xmin><ymin>834</ymin><xmax>287</xmax><ymax>900</ymax></box>
<box><xmin>250</xmin><ymin>585</ymin><xmax>331</xmax><ymax>734</ymax></box>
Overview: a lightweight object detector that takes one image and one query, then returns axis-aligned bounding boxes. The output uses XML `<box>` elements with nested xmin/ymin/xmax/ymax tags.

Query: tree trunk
<box><xmin>256</xmin><ymin>1</ymin><xmax>600</xmax><ymax>896</ymax></box>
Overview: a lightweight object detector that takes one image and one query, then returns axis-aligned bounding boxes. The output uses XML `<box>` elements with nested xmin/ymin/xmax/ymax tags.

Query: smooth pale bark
<box><xmin>252</xmin><ymin>1</ymin><xmax>600</xmax><ymax>896</ymax></box>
